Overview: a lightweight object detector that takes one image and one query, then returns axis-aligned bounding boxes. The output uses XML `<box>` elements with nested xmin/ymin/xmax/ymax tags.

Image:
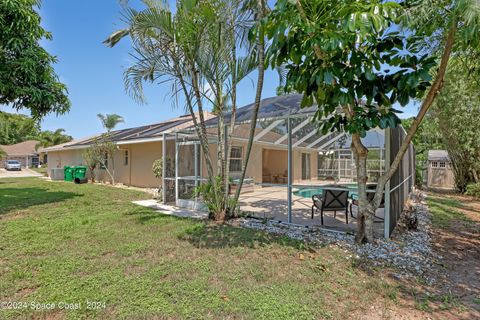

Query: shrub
<box><xmin>465</xmin><ymin>183</ymin><xmax>480</xmax><ymax>198</ymax></box>
<box><xmin>195</xmin><ymin>176</ymin><xmax>238</xmax><ymax>220</ymax></box>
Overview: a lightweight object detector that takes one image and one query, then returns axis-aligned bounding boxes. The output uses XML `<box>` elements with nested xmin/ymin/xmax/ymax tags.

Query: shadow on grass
<box><xmin>0</xmin><ymin>187</ymin><xmax>81</xmax><ymax>215</ymax></box>
<box><xmin>125</xmin><ymin>204</ymin><xmax>308</xmax><ymax>249</ymax></box>
<box><xmin>427</xmin><ymin>198</ymin><xmax>475</xmax><ymax>228</ymax></box>
<box><xmin>428</xmin><ymin>194</ymin><xmax>480</xmax><ymax>214</ymax></box>
<box><xmin>179</xmin><ymin>223</ymin><xmax>307</xmax><ymax>250</ymax></box>
<box><xmin>124</xmin><ymin>205</ymin><xmax>189</xmax><ymax>225</ymax></box>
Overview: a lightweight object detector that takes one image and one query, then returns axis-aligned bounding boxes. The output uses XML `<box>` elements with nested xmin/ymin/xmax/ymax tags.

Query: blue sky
<box><xmin>3</xmin><ymin>0</ymin><xmax>420</xmax><ymax>139</ymax></box>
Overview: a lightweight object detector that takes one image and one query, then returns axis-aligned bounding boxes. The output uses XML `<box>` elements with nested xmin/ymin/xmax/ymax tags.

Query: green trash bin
<box><xmin>73</xmin><ymin>166</ymin><xmax>87</xmax><ymax>184</ymax></box>
<box><xmin>64</xmin><ymin>166</ymin><xmax>74</xmax><ymax>182</ymax></box>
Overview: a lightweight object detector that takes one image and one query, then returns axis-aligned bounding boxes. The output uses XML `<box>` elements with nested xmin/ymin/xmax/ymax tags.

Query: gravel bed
<box><xmin>236</xmin><ymin>192</ymin><xmax>435</xmax><ymax>282</ymax></box>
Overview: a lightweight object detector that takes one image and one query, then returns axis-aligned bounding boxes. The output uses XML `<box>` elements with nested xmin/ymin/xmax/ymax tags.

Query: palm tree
<box><xmin>97</xmin><ymin>113</ymin><xmax>125</xmax><ymax>132</ymax></box>
<box><xmin>105</xmin><ymin>0</ymin><xmax>267</xmax><ymax>221</ymax></box>
<box><xmin>36</xmin><ymin>129</ymin><xmax>73</xmax><ymax>150</ymax></box>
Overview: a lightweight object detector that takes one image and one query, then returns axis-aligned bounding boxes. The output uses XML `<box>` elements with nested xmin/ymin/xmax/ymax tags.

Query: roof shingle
<box><xmin>0</xmin><ymin>140</ymin><xmax>39</xmax><ymax>156</ymax></box>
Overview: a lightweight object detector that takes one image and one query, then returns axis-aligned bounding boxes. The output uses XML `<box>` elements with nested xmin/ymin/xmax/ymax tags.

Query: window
<box><xmin>230</xmin><ymin>146</ymin><xmax>243</xmax><ymax>172</ymax></box>
<box><xmin>124</xmin><ymin>150</ymin><xmax>129</xmax><ymax>166</ymax></box>
<box><xmin>439</xmin><ymin>162</ymin><xmax>446</xmax><ymax>168</ymax></box>
<box><xmin>431</xmin><ymin>161</ymin><xmax>438</xmax><ymax>168</ymax></box>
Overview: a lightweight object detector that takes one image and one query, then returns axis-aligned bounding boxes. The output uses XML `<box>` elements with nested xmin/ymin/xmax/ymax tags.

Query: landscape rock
<box><xmin>235</xmin><ymin>191</ymin><xmax>435</xmax><ymax>282</ymax></box>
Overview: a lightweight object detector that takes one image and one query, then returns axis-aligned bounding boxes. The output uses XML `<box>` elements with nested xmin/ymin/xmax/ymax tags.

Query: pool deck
<box><xmin>238</xmin><ymin>184</ymin><xmax>385</xmax><ymax>236</ymax></box>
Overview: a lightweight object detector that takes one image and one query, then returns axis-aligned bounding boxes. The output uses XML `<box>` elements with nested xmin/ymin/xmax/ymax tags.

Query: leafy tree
<box><xmin>82</xmin><ymin>113</ymin><xmax>124</xmax><ymax>184</ymax></box>
<box><xmin>266</xmin><ymin>0</ymin><xmax>479</xmax><ymax>243</ymax></box>
<box><xmin>35</xmin><ymin>128</ymin><xmax>73</xmax><ymax>150</ymax></box>
<box><xmin>83</xmin><ymin>138</ymin><xmax>117</xmax><ymax>184</ymax></box>
<box><xmin>0</xmin><ymin>111</ymin><xmax>40</xmax><ymax>145</ymax></box>
<box><xmin>97</xmin><ymin>113</ymin><xmax>125</xmax><ymax>132</ymax></box>
<box><xmin>95</xmin><ymin>113</ymin><xmax>125</xmax><ymax>183</ymax></box>
<box><xmin>83</xmin><ymin>146</ymin><xmax>100</xmax><ymax>183</ymax></box>
<box><xmin>0</xmin><ymin>0</ymin><xmax>70</xmax><ymax>119</ymax></box>
<box><xmin>105</xmin><ymin>0</ymin><xmax>266</xmax><ymax>221</ymax></box>
<box><xmin>402</xmin><ymin>116</ymin><xmax>443</xmax><ymax>186</ymax></box>
<box><xmin>152</xmin><ymin>157</ymin><xmax>175</xmax><ymax>199</ymax></box>
<box><xmin>431</xmin><ymin>61</ymin><xmax>480</xmax><ymax>191</ymax></box>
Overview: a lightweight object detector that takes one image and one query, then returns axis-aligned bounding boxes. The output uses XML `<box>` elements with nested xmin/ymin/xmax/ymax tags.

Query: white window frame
<box><xmin>439</xmin><ymin>161</ymin><xmax>446</xmax><ymax>168</ymax></box>
<box><xmin>431</xmin><ymin>161</ymin><xmax>438</xmax><ymax>168</ymax></box>
<box><xmin>229</xmin><ymin>146</ymin><xmax>243</xmax><ymax>173</ymax></box>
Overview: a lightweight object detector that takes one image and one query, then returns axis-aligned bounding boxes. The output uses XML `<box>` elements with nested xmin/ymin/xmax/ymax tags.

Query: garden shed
<box><xmin>427</xmin><ymin>150</ymin><xmax>455</xmax><ymax>189</ymax></box>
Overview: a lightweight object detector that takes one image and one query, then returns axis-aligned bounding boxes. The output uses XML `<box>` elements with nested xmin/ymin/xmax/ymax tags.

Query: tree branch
<box><xmin>375</xmin><ymin>19</ymin><xmax>458</xmax><ymax>206</ymax></box>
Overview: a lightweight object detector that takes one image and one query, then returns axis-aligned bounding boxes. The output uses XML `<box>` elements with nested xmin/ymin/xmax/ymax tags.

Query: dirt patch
<box><xmin>15</xmin><ymin>286</ymin><xmax>38</xmax><ymax>298</ymax></box>
<box><xmin>353</xmin><ymin>191</ymin><xmax>480</xmax><ymax>319</ymax></box>
<box><xmin>401</xmin><ymin>191</ymin><xmax>480</xmax><ymax>319</ymax></box>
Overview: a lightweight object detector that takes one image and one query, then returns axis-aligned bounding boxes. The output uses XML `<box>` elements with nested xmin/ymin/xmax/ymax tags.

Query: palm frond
<box><xmin>103</xmin><ymin>28</ymin><xmax>130</xmax><ymax>47</ymax></box>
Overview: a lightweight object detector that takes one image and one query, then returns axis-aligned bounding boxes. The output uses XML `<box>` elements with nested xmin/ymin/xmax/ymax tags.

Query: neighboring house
<box><xmin>427</xmin><ymin>150</ymin><xmax>455</xmax><ymax>189</ymax></box>
<box><xmin>43</xmin><ymin>113</ymin><xmax>216</xmax><ymax>188</ymax></box>
<box><xmin>0</xmin><ymin>140</ymin><xmax>40</xmax><ymax>168</ymax></box>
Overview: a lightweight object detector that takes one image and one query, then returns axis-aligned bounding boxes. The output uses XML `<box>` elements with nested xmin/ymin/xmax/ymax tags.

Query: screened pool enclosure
<box><xmin>160</xmin><ymin>95</ymin><xmax>415</xmax><ymax>238</ymax></box>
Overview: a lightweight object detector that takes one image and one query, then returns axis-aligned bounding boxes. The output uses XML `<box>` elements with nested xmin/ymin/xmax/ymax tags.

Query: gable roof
<box><xmin>428</xmin><ymin>150</ymin><xmax>450</xmax><ymax>162</ymax></box>
<box><xmin>0</xmin><ymin>140</ymin><xmax>39</xmax><ymax>156</ymax></box>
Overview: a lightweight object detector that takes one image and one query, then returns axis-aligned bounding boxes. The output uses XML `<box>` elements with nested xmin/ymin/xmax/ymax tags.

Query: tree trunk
<box><xmin>353</xmin><ymin>20</ymin><xmax>458</xmax><ymax>243</ymax></box>
<box><xmin>233</xmin><ymin>0</ymin><xmax>266</xmax><ymax>205</ymax></box>
<box><xmin>225</xmin><ymin>15</ymin><xmax>237</xmax><ymax>208</ymax></box>
<box><xmin>376</xmin><ymin>19</ymin><xmax>457</xmax><ymax>189</ymax></box>
<box><xmin>90</xmin><ymin>168</ymin><xmax>96</xmax><ymax>183</ymax></box>
<box><xmin>217</xmin><ymin>111</ymin><xmax>227</xmax><ymax>219</ymax></box>
<box><xmin>190</xmin><ymin>69</ymin><xmax>216</xmax><ymax>184</ymax></box>
<box><xmin>352</xmin><ymin>134</ymin><xmax>375</xmax><ymax>243</ymax></box>
<box><xmin>175</xmin><ymin>66</ymin><xmax>215</xmax><ymax>186</ymax></box>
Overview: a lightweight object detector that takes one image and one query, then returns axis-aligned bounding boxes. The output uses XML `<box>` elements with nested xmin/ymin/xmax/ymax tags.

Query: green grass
<box><xmin>426</xmin><ymin>195</ymin><xmax>474</xmax><ymax>228</ymax></box>
<box><xmin>414</xmin><ymin>293</ymin><xmax>463</xmax><ymax>313</ymax></box>
<box><xmin>29</xmin><ymin>166</ymin><xmax>48</xmax><ymax>175</ymax></box>
<box><xmin>0</xmin><ymin>178</ymin><xmax>397</xmax><ymax>319</ymax></box>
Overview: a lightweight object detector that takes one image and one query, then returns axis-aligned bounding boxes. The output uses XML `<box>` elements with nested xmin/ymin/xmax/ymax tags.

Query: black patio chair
<box><xmin>311</xmin><ymin>188</ymin><xmax>350</xmax><ymax>225</ymax></box>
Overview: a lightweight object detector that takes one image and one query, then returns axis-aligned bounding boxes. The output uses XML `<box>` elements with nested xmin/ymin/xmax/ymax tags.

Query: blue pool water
<box><xmin>294</xmin><ymin>184</ymin><xmax>359</xmax><ymax>199</ymax></box>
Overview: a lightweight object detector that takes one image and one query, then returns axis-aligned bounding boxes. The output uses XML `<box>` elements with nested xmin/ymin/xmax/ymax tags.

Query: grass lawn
<box><xmin>29</xmin><ymin>167</ymin><xmax>48</xmax><ymax>176</ymax></box>
<box><xmin>0</xmin><ymin>178</ymin><xmax>400</xmax><ymax>319</ymax></box>
<box><xmin>426</xmin><ymin>194</ymin><xmax>475</xmax><ymax>228</ymax></box>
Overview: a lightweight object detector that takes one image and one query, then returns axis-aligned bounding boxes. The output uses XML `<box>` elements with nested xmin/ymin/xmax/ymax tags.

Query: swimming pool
<box><xmin>294</xmin><ymin>184</ymin><xmax>359</xmax><ymax>199</ymax></box>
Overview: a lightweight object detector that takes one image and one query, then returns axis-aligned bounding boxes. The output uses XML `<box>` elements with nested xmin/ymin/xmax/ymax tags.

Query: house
<box><xmin>0</xmin><ymin>140</ymin><xmax>40</xmax><ymax>168</ymax></box>
<box><xmin>427</xmin><ymin>150</ymin><xmax>455</xmax><ymax>189</ymax></box>
<box><xmin>43</xmin><ymin>94</ymin><xmax>415</xmax><ymax>238</ymax></box>
<box><xmin>44</xmin><ymin>97</ymin><xmax>324</xmax><ymax>188</ymax></box>
<box><xmin>43</xmin><ymin>113</ymin><xmax>216</xmax><ymax>187</ymax></box>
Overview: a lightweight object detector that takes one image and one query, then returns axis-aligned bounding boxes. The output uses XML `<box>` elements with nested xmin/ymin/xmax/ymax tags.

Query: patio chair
<box><xmin>262</xmin><ymin>168</ymin><xmax>272</xmax><ymax>183</ymax></box>
<box><xmin>349</xmin><ymin>185</ymin><xmax>385</xmax><ymax>220</ymax></box>
<box><xmin>311</xmin><ymin>188</ymin><xmax>350</xmax><ymax>225</ymax></box>
<box><xmin>280</xmin><ymin>170</ymin><xmax>288</xmax><ymax>184</ymax></box>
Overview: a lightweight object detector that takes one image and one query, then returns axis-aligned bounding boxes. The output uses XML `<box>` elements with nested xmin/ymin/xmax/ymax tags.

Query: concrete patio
<box><xmin>239</xmin><ymin>185</ymin><xmax>385</xmax><ymax>236</ymax></box>
<box><xmin>134</xmin><ymin>184</ymin><xmax>385</xmax><ymax>237</ymax></box>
